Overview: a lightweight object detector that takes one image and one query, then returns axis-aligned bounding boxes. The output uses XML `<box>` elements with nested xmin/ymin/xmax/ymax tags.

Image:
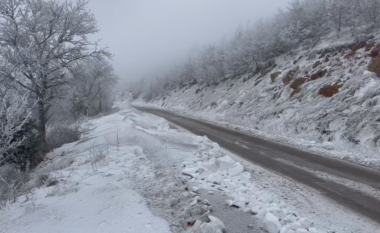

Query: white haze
<box><xmin>87</xmin><ymin>0</ymin><xmax>290</xmax><ymax>84</ymax></box>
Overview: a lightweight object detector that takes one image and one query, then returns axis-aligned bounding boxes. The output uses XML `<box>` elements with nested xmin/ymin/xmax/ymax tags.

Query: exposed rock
<box><xmin>313</xmin><ymin>60</ymin><xmax>322</xmax><ymax>68</ymax></box>
<box><xmin>350</xmin><ymin>41</ymin><xmax>367</xmax><ymax>53</ymax></box>
<box><xmin>324</xmin><ymin>55</ymin><xmax>331</xmax><ymax>63</ymax></box>
<box><xmin>319</xmin><ymin>84</ymin><xmax>343</xmax><ymax>97</ymax></box>
<box><xmin>290</xmin><ymin>78</ymin><xmax>307</xmax><ymax>89</ymax></box>
<box><xmin>370</xmin><ymin>48</ymin><xmax>380</xmax><ymax>57</ymax></box>
<box><xmin>310</xmin><ymin>69</ymin><xmax>327</xmax><ymax>80</ymax></box>
<box><xmin>290</xmin><ymin>88</ymin><xmax>302</xmax><ymax>98</ymax></box>
<box><xmin>283</xmin><ymin>69</ymin><xmax>297</xmax><ymax>85</ymax></box>
<box><xmin>344</xmin><ymin>53</ymin><xmax>352</xmax><ymax>59</ymax></box>
<box><xmin>260</xmin><ymin>64</ymin><xmax>277</xmax><ymax>79</ymax></box>
<box><xmin>365</xmin><ymin>43</ymin><xmax>375</xmax><ymax>52</ymax></box>
<box><xmin>369</xmin><ymin>57</ymin><xmax>380</xmax><ymax>77</ymax></box>
<box><xmin>270</xmin><ymin>72</ymin><xmax>281</xmax><ymax>83</ymax></box>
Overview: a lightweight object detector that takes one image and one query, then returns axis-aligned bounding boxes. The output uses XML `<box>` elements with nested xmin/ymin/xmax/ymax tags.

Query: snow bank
<box><xmin>182</xmin><ymin>136</ymin><xmax>324</xmax><ymax>233</ymax></box>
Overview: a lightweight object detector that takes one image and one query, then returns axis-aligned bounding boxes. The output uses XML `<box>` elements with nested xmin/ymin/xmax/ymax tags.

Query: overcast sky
<box><xmin>87</xmin><ymin>0</ymin><xmax>290</xmax><ymax>84</ymax></box>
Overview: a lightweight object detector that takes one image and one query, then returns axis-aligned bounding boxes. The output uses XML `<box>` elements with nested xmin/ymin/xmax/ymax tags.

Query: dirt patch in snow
<box><xmin>368</xmin><ymin>57</ymin><xmax>380</xmax><ymax>77</ymax></box>
<box><xmin>290</xmin><ymin>88</ymin><xmax>302</xmax><ymax>98</ymax></box>
<box><xmin>310</xmin><ymin>69</ymin><xmax>327</xmax><ymax>81</ymax></box>
<box><xmin>283</xmin><ymin>70</ymin><xmax>296</xmax><ymax>86</ymax></box>
<box><xmin>290</xmin><ymin>78</ymin><xmax>307</xmax><ymax>90</ymax></box>
<box><xmin>270</xmin><ymin>72</ymin><xmax>281</xmax><ymax>83</ymax></box>
<box><xmin>318</xmin><ymin>84</ymin><xmax>343</xmax><ymax>97</ymax></box>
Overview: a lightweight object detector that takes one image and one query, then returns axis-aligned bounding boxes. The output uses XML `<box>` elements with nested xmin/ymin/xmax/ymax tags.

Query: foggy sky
<box><xmin>88</xmin><ymin>0</ymin><xmax>290</xmax><ymax>84</ymax></box>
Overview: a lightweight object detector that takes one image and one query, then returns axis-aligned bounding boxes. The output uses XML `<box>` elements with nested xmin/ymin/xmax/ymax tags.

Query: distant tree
<box><xmin>362</xmin><ymin>0</ymin><xmax>380</xmax><ymax>27</ymax></box>
<box><xmin>327</xmin><ymin>0</ymin><xmax>348</xmax><ymax>37</ymax></box>
<box><xmin>288</xmin><ymin>0</ymin><xmax>305</xmax><ymax>22</ymax></box>
<box><xmin>70</xmin><ymin>59</ymin><xmax>118</xmax><ymax>118</ymax></box>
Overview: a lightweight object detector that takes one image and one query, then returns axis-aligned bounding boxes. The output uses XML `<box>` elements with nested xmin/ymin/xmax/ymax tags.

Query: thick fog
<box><xmin>88</xmin><ymin>0</ymin><xmax>290</xmax><ymax>83</ymax></box>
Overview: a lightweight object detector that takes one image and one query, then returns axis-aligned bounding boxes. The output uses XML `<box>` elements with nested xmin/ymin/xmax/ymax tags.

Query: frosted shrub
<box><xmin>0</xmin><ymin>164</ymin><xmax>29</xmax><ymax>207</ymax></box>
<box><xmin>46</xmin><ymin>120</ymin><xmax>92</xmax><ymax>151</ymax></box>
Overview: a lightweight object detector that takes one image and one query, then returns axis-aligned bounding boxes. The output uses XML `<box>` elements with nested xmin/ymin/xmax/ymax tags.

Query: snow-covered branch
<box><xmin>0</xmin><ymin>92</ymin><xmax>33</xmax><ymax>166</ymax></box>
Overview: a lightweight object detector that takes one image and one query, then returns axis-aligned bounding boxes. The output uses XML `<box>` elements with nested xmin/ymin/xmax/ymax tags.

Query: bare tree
<box><xmin>363</xmin><ymin>0</ymin><xmax>380</xmax><ymax>27</ymax></box>
<box><xmin>327</xmin><ymin>0</ymin><xmax>348</xmax><ymax>37</ymax></box>
<box><xmin>0</xmin><ymin>0</ymin><xmax>110</xmax><ymax>153</ymax></box>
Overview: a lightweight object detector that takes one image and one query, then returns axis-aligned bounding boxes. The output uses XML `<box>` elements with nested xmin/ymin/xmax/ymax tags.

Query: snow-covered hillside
<box><xmin>135</xmin><ymin>31</ymin><xmax>380</xmax><ymax>170</ymax></box>
<box><xmin>2</xmin><ymin>104</ymin><xmax>378</xmax><ymax>233</ymax></box>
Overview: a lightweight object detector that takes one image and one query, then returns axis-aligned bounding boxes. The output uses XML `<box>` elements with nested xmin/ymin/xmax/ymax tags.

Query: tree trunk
<box><xmin>37</xmin><ymin>97</ymin><xmax>47</xmax><ymax>158</ymax></box>
<box><xmin>98</xmin><ymin>87</ymin><xmax>102</xmax><ymax>114</ymax></box>
<box><xmin>37</xmin><ymin>77</ymin><xmax>48</xmax><ymax>158</ymax></box>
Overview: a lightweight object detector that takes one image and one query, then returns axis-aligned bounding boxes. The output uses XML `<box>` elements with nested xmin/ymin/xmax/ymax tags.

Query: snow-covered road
<box><xmin>1</xmin><ymin>104</ymin><xmax>379</xmax><ymax>233</ymax></box>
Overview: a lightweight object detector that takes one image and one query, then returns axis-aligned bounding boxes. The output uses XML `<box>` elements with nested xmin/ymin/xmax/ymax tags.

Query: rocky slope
<box><xmin>136</xmin><ymin>30</ymin><xmax>380</xmax><ymax>169</ymax></box>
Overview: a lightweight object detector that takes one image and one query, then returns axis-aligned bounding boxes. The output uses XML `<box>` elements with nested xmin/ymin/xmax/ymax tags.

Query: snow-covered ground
<box><xmin>0</xmin><ymin>103</ymin><xmax>379</xmax><ymax>233</ymax></box>
<box><xmin>0</xmin><ymin>104</ymin><xmax>222</xmax><ymax>233</ymax></box>
<box><xmin>134</xmin><ymin>31</ymin><xmax>380</xmax><ymax>170</ymax></box>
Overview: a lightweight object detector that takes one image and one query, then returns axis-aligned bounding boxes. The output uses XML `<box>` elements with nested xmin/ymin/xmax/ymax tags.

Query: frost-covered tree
<box><xmin>69</xmin><ymin>59</ymin><xmax>118</xmax><ymax>118</ymax></box>
<box><xmin>327</xmin><ymin>0</ymin><xmax>348</xmax><ymax>37</ymax></box>
<box><xmin>197</xmin><ymin>46</ymin><xmax>225</xmax><ymax>84</ymax></box>
<box><xmin>0</xmin><ymin>0</ymin><xmax>109</xmax><ymax>153</ymax></box>
<box><xmin>362</xmin><ymin>0</ymin><xmax>380</xmax><ymax>27</ymax></box>
<box><xmin>0</xmin><ymin>91</ymin><xmax>37</xmax><ymax>169</ymax></box>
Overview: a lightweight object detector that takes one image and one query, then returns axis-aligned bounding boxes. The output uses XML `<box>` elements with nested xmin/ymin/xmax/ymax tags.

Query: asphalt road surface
<box><xmin>136</xmin><ymin>107</ymin><xmax>380</xmax><ymax>225</ymax></box>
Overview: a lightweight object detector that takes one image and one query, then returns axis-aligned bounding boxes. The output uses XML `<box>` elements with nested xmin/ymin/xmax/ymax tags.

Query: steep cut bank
<box><xmin>135</xmin><ymin>31</ymin><xmax>380</xmax><ymax>169</ymax></box>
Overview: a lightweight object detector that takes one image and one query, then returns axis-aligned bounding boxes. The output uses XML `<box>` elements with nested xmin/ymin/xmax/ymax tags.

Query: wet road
<box><xmin>136</xmin><ymin>107</ymin><xmax>380</xmax><ymax>225</ymax></box>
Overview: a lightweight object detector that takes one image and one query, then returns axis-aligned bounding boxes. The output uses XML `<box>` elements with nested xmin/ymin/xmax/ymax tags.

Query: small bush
<box><xmin>0</xmin><ymin>164</ymin><xmax>29</xmax><ymax>207</ymax></box>
<box><xmin>46</xmin><ymin>120</ymin><xmax>91</xmax><ymax>151</ymax></box>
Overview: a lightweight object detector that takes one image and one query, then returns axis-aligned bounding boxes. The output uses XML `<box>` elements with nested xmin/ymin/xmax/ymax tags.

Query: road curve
<box><xmin>136</xmin><ymin>107</ymin><xmax>380</xmax><ymax>225</ymax></box>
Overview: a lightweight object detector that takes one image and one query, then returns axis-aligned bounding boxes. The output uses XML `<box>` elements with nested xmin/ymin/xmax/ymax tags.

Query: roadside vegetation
<box><xmin>0</xmin><ymin>0</ymin><xmax>117</xmax><ymax>206</ymax></box>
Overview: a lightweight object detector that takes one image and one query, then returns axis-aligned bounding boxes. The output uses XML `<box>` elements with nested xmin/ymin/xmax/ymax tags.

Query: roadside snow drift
<box><xmin>182</xmin><ymin>136</ymin><xmax>319</xmax><ymax>233</ymax></box>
